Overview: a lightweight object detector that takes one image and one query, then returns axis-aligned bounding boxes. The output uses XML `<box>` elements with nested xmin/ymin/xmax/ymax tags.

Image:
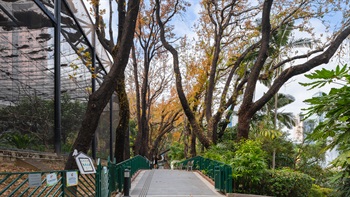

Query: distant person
<box><xmin>152</xmin><ymin>155</ymin><xmax>158</xmax><ymax>169</ymax></box>
<box><xmin>154</xmin><ymin>155</ymin><xmax>158</xmax><ymax>169</ymax></box>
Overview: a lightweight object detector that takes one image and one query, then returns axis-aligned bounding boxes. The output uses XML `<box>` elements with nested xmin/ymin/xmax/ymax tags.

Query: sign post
<box><xmin>73</xmin><ymin>149</ymin><xmax>96</xmax><ymax>175</ymax></box>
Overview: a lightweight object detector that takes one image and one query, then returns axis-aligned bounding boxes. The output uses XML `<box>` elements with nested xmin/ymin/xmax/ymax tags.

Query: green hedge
<box><xmin>262</xmin><ymin>169</ymin><xmax>313</xmax><ymax>197</ymax></box>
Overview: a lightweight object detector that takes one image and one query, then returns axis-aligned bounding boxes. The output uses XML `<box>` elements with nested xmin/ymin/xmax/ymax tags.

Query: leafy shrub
<box><xmin>263</xmin><ymin>169</ymin><xmax>313</xmax><ymax>197</ymax></box>
<box><xmin>0</xmin><ymin>131</ymin><xmax>34</xmax><ymax>149</ymax></box>
<box><xmin>308</xmin><ymin>184</ymin><xmax>334</xmax><ymax>197</ymax></box>
<box><xmin>231</xmin><ymin>140</ymin><xmax>267</xmax><ymax>194</ymax></box>
<box><xmin>203</xmin><ymin>141</ymin><xmax>235</xmax><ymax>163</ymax></box>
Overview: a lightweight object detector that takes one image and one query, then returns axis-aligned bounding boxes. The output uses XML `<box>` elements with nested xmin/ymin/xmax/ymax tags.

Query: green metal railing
<box><xmin>108</xmin><ymin>155</ymin><xmax>151</xmax><ymax>192</ymax></box>
<box><xmin>179</xmin><ymin>156</ymin><xmax>233</xmax><ymax>194</ymax></box>
<box><xmin>0</xmin><ymin>155</ymin><xmax>150</xmax><ymax>197</ymax></box>
<box><xmin>0</xmin><ymin>170</ymin><xmax>96</xmax><ymax>196</ymax></box>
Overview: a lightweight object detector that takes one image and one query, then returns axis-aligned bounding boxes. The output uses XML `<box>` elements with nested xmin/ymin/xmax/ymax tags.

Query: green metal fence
<box><xmin>0</xmin><ymin>155</ymin><xmax>150</xmax><ymax>197</ymax></box>
<box><xmin>0</xmin><ymin>170</ymin><xmax>95</xmax><ymax>196</ymax></box>
<box><xmin>179</xmin><ymin>156</ymin><xmax>233</xmax><ymax>194</ymax></box>
<box><xmin>108</xmin><ymin>155</ymin><xmax>151</xmax><ymax>192</ymax></box>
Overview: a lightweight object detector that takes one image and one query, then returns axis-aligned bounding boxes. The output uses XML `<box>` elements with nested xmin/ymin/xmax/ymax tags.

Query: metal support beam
<box><xmin>54</xmin><ymin>0</ymin><xmax>62</xmax><ymax>154</ymax></box>
<box><xmin>34</xmin><ymin>0</ymin><xmax>56</xmax><ymax>24</ymax></box>
<box><xmin>110</xmin><ymin>97</ymin><xmax>113</xmax><ymax>160</ymax></box>
<box><xmin>91</xmin><ymin>47</ymin><xmax>97</xmax><ymax>160</ymax></box>
<box><xmin>91</xmin><ymin>15</ymin><xmax>97</xmax><ymax>160</ymax></box>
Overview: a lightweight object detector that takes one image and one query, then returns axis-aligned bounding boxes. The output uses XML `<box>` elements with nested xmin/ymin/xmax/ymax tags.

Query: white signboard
<box><xmin>66</xmin><ymin>171</ymin><xmax>79</xmax><ymax>187</ymax></box>
<box><xmin>74</xmin><ymin>151</ymin><xmax>96</xmax><ymax>174</ymax></box>
<box><xmin>46</xmin><ymin>173</ymin><xmax>58</xmax><ymax>186</ymax></box>
<box><xmin>79</xmin><ymin>158</ymin><xmax>94</xmax><ymax>172</ymax></box>
<box><xmin>28</xmin><ymin>173</ymin><xmax>42</xmax><ymax>187</ymax></box>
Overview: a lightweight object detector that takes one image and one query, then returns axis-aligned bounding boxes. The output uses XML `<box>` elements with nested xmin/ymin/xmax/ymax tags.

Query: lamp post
<box><xmin>123</xmin><ymin>169</ymin><xmax>130</xmax><ymax>197</ymax></box>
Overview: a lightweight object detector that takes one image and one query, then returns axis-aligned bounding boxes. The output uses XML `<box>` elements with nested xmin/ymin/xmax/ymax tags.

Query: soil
<box><xmin>0</xmin><ymin>160</ymin><xmax>66</xmax><ymax>173</ymax></box>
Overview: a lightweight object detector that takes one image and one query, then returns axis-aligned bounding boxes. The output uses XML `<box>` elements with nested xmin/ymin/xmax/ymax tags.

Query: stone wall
<box><xmin>0</xmin><ymin>148</ymin><xmax>65</xmax><ymax>162</ymax></box>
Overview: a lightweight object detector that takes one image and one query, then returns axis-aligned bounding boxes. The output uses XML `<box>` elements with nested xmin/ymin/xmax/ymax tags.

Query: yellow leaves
<box><xmin>172</xmin><ymin>131</ymin><xmax>181</xmax><ymax>141</ymax></box>
<box><xmin>83</xmin><ymin>51</ymin><xmax>90</xmax><ymax>59</ymax></box>
<box><xmin>77</xmin><ymin>46</ymin><xmax>85</xmax><ymax>54</ymax></box>
<box><xmin>99</xmin><ymin>9</ymin><xmax>106</xmax><ymax>16</ymax></box>
<box><xmin>89</xmin><ymin>0</ymin><xmax>100</xmax><ymax>7</ymax></box>
<box><xmin>67</xmin><ymin>45</ymin><xmax>94</xmax><ymax>82</ymax></box>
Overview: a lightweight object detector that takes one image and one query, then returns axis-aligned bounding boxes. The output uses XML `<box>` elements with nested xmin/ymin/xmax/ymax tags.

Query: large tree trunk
<box><xmin>236</xmin><ymin>0</ymin><xmax>272</xmax><ymax>140</ymax></box>
<box><xmin>124</xmin><ymin>124</ymin><xmax>130</xmax><ymax>160</ymax></box>
<box><xmin>131</xmin><ymin>45</ymin><xmax>142</xmax><ymax>155</ymax></box>
<box><xmin>64</xmin><ymin>0</ymin><xmax>140</xmax><ymax>170</ymax></box>
<box><xmin>155</xmin><ymin>0</ymin><xmax>211</xmax><ymax>149</ymax></box>
<box><xmin>237</xmin><ymin>112</ymin><xmax>252</xmax><ymax>139</ymax></box>
<box><xmin>205</xmin><ymin>33</ymin><xmax>222</xmax><ymax>131</ymax></box>
<box><xmin>135</xmin><ymin>50</ymin><xmax>150</xmax><ymax>157</ymax></box>
<box><xmin>114</xmin><ymin>77</ymin><xmax>130</xmax><ymax>163</ymax></box>
<box><xmin>207</xmin><ymin>114</ymin><xmax>221</xmax><ymax>144</ymax></box>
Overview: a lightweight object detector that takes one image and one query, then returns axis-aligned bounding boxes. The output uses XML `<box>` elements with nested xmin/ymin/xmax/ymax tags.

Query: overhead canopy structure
<box><xmin>0</xmin><ymin>0</ymin><xmax>112</xmax><ymax>105</ymax></box>
<box><xmin>0</xmin><ymin>0</ymin><xmax>117</xmax><ymax>158</ymax></box>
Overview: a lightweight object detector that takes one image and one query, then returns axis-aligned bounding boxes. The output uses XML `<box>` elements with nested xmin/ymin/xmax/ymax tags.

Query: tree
<box><xmin>155</xmin><ymin>0</ymin><xmax>212</xmax><ymax>149</ymax></box>
<box><xmin>156</xmin><ymin>0</ymin><xmax>350</xmax><ymax>148</ymax></box>
<box><xmin>301</xmin><ymin>64</ymin><xmax>350</xmax><ymax>196</ymax></box>
<box><xmin>148</xmin><ymin>103</ymin><xmax>182</xmax><ymax>158</ymax></box>
<box><xmin>131</xmin><ymin>1</ymin><xmax>176</xmax><ymax>156</ymax></box>
<box><xmin>252</xmin><ymin>93</ymin><xmax>295</xmax><ymax>131</ymax></box>
<box><xmin>65</xmin><ymin>0</ymin><xmax>140</xmax><ymax>169</ymax></box>
<box><xmin>128</xmin><ymin>43</ymin><xmax>182</xmax><ymax>159</ymax></box>
<box><xmin>249</xmin><ymin>93</ymin><xmax>296</xmax><ymax>169</ymax></box>
<box><xmin>236</xmin><ymin>0</ymin><xmax>350</xmax><ymax>139</ymax></box>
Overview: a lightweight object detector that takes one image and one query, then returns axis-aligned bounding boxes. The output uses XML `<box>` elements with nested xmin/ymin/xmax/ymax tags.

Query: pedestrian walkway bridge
<box><xmin>130</xmin><ymin>169</ymin><xmax>224</xmax><ymax>197</ymax></box>
<box><xmin>0</xmin><ymin>155</ymin><xmax>232</xmax><ymax>196</ymax></box>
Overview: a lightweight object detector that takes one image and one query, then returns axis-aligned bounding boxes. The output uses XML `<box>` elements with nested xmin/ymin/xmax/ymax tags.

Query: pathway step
<box><xmin>130</xmin><ymin>169</ymin><xmax>224</xmax><ymax>197</ymax></box>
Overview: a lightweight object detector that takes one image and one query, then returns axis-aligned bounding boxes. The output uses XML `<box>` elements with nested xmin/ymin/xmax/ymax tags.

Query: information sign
<box><xmin>79</xmin><ymin>158</ymin><xmax>94</xmax><ymax>172</ymax></box>
<box><xmin>46</xmin><ymin>173</ymin><xmax>58</xmax><ymax>186</ymax></box>
<box><xmin>66</xmin><ymin>171</ymin><xmax>79</xmax><ymax>187</ymax></box>
<box><xmin>28</xmin><ymin>173</ymin><xmax>42</xmax><ymax>187</ymax></box>
<box><xmin>73</xmin><ymin>150</ymin><xmax>96</xmax><ymax>174</ymax></box>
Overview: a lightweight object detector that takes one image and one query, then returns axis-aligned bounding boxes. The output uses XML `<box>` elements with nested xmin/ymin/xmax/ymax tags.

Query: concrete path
<box><xmin>130</xmin><ymin>169</ymin><xmax>225</xmax><ymax>197</ymax></box>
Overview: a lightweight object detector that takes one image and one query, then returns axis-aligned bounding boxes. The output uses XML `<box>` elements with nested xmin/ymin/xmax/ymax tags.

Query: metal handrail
<box><xmin>108</xmin><ymin>155</ymin><xmax>151</xmax><ymax>193</ymax></box>
<box><xmin>179</xmin><ymin>156</ymin><xmax>233</xmax><ymax>194</ymax></box>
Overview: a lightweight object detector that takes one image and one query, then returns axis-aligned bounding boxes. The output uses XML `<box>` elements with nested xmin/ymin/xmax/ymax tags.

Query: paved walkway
<box><xmin>130</xmin><ymin>169</ymin><xmax>224</xmax><ymax>197</ymax></box>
